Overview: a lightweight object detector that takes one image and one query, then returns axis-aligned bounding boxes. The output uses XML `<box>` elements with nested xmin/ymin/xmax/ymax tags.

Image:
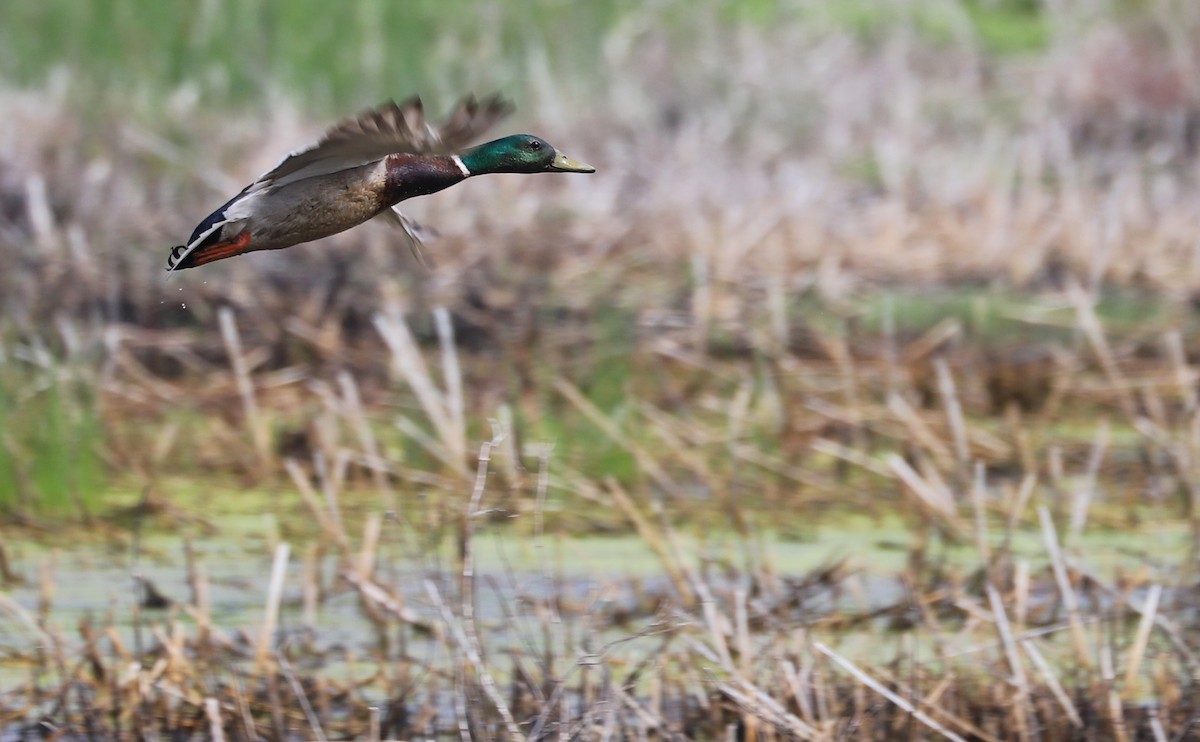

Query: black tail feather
<box><xmin>165</xmin><ymin>244</ymin><xmax>191</xmax><ymax>271</ymax></box>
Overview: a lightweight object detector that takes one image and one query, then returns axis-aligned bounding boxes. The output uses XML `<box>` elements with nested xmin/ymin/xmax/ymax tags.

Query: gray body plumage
<box><xmin>220</xmin><ymin>161</ymin><xmax>390</xmax><ymax>251</ymax></box>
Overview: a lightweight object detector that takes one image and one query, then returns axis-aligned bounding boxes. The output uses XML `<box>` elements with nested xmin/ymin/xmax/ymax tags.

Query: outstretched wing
<box><xmin>252</xmin><ymin>94</ymin><xmax>513</xmax><ymax>192</ymax></box>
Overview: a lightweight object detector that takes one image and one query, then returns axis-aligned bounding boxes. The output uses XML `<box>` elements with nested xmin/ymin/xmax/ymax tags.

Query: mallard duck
<box><xmin>166</xmin><ymin>95</ymin><xmax>594</xmax><ymax>271</ymax></box>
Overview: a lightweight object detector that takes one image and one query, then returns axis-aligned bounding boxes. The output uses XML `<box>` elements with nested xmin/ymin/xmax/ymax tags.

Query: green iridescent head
<box><xmin>459</xmin><ymin>135</ymin><xmax>595</xmax><ymax>175</ymax></box>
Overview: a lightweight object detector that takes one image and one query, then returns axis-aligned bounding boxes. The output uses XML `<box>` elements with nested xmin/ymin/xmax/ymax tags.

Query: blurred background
<box><xmin>4</xmin><ymin>0</ymin><xmax>1200</xmax><ymax>737</ymax></box>
<box><xmin>5</xmin><ymin>0</ymin><xmax>1200</xmax><ymax>514</ymax></box>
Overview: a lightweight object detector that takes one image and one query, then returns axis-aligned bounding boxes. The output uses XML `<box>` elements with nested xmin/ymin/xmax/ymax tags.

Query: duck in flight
<box><xmin>166</xmin><ymin>95</ymin><xmax>594</xmax><ymax>271</ymax></box>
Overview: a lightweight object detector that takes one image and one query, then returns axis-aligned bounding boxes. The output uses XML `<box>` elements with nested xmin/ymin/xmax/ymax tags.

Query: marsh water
<box><xmin>2</xmin><ymin>486</ymin><xmax>1187</xmax><ymax>681</ymax></box>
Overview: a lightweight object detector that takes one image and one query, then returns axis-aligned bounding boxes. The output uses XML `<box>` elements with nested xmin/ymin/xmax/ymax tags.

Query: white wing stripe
<box><xmin>165</xmin><ymin>222</ymin><xmax>226</xmax><ymax>272</ymax></box>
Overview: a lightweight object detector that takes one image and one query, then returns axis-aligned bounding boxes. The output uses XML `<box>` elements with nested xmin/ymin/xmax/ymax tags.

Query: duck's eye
<box><xmin>527</xmin><ymin>140</ymin><xmax>542</xmax><ymax>151</ymax></box>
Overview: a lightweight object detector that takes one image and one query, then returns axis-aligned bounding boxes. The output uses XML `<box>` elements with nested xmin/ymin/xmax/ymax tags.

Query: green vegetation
<box><xmin>965</xmin><ymin>0</ymin><xmax>1050</xmax><ymax>53</ymax></box>
<box><xmin>0</xmin><ymin>0</ymin><xmax>1063</xmax><ymax>113</ymax></box>
<box><xmin>853</xmin><ymin>287</ymin><xmax>1180</xmax><ymax>343</ymax></box>
<box><xmin>0</xmin><ymin>0</ymin><xmax>626</xmax><ymax>109</ymax></box>
<box><xmin>811</xmin><ymin>0</ymin><xmax>1049</xmax><ymax>54</ymax></box>
<box><xmin>0</xmin><ymin>356</ymin><xmax>105</xmax><ymax>515</ymax></box>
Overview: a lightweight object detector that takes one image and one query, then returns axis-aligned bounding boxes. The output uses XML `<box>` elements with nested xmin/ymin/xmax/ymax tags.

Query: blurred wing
<box><xmin>377</xmin><ymin>205</ymin><xmax>439</xmax><ymax>268</ymax></box>
<box><xmin>432</xmin><ymin>94</ymin><xmax>515</xmax><ymax>151</ymax></box>
<box><xmin>253</xmin><ymin>94</ymin><xmax>513</xmax><ymax>191</ymax></box>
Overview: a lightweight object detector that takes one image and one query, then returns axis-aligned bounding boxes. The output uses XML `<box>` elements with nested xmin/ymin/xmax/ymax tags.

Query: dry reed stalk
<box><xmin>1122</xmin><ymin>584</ymin><xmax>1162</xmax><ymax>696</ymax></box>
<box><xmin>357</xmin><ymin>512</ymin><xmax>382</xmax><ymax>580</ymax></box>
<box><xmin>254</xmin><ymin>542</ymin><xmax>290</xmax><ymax>674</ymax></box>
<box><xmin>217</xmin><ymin>307</ymin><xmax>271</xmax><ymax>475</ymax></box>
<box><xmin>373</xmin><ymin>308</ymin><xmax>467</xmax><ymax>476</ymax></box>
<box><xmin>879</xmin><ymin>293</ymin><xmax>898</xmax><ymax>398</ymax></box>
<box><xmin>637</xmin><ymin>402</ymin><xmax>720</xmax><ymax>481</ymax></box>
<box><xmin>368</xmin><ymin>706</ymin><xmax>380</xmax><ymax>742</ymax></box>
<box><xmin>906</xmin><ymin>577</ymin><xmax>957</xmax><ymax>676</ymax></box>
<box><xmin>766</xmin><ymin>239</ymin><xmax>790</xmax><ymax>355</ymax></box>
<box><xmin>694</xmin><ymin>579</ymin><xmax>734</xmax><ymax>672</ymax></box>
<box><xmin>869</xmin><ymin>666</ymin><xmax>1005</xmax><ymax>742</ymax></box>
<box><xmin>813</xmin><ymin>642</ymin><xmax>969</xmax><ymax>742</ymax></box>
<box><xmin>1004</xmin><ymin>474</ymin><xmax>1038</xmax><ymax>543</ymax></box>
<box><xmin>1164</xmin><ymin>330</ymin><xmax>1197</xmax><ymax>413</ymax></box>
<box><xmin>902</xmin><ymin>319</ymin><xmax>962</xmax><ymax>364</ymax></box>
<box><xmin>443</xmin><ymin>436</ymin><xmax>524</xmax><ymax>739</ymax></box>
<box><xmin>934</xmin><ymin>357</ymin><xmax>969</xmax><ymax>473</ymax></box>
<box><xmin>1101</xmin><ymin>643</ymin><xmax>1130</xmax><ymax>742</ymax></box>
<box><xmin>191</xmin><ymin>562</ymin><xmax>212</xmax><ymax>649</ymax></box>
<box><xmin>225</xmin><ymin>672</ymin><xmax>257</xmax><ymax>740</ymax></box>
<box><xmin>424</xmin><ymin>579</ymin><xmax>522</xmax><ymax>742</ymax></box>
<box><xmin>278</xmin><ymin>647</ymin><xmax>328</xmax><ymax>742</ymax></box>
<box><xmin>717</xmin><ymin>678</ymin><xmax>820</xmax><ymax>741</ymax></box>
<box><xmin>1149</xmin><ymin>709</ymin><xmax>1168</xmax><ymax>742</ymax></box>
<box><xmin>656</xmin><ymin>499</ymin><xmax>707</xmax><ymax>609</ymax></box>
<box><xmin>605</xmin><ymin>478</ymin><xmax>694</xmax><ymax>605</ymax></box>
<box><xmin>886</xmin><ymin>454</ymin><xmax>964</xmax><ymax>534</ymax></box>
<box><xmin>1005</xmin><ymin>404</ymin><xmax>1039</xmax><ymax>476</ymax></box>
<box><xmin>734</xmin><ymin>588</ymin><xmax>750</xmax><ymax>678</ymax></box>
<box><xmin>650</xmin><ymin>670</ymin><xmax>665</xmax><ymax>734</ymax></box>
<box><xmin>971</xmin><ymin>462</ymin><xmax>990</xmax><ymax>565</ymax></box>
<box><xmin>320</xmin><ymin>451</ymin><xmax>352</xmax><ymax>536</ymax></box>
<box><xmin>106</xmin><ymin>624</ymin><xmax>129</xmax><ymax>665</ymax></box>
<box><xmin>1021</xmin><ymin>639</ymin><xmax>1083</xmax><ymax>728</ymax></box>
<box><xmin>780</xmin><ymin>659</ymin><xmax>816</xmax><ymax>727</ymax></box>
<box><xmin>111</xmin><ymin>348</ymin><xmax>186</xmax><ymax>404</ymax></box>
<box><xmin>815</xmin><ymin>327</ymin><xmax>861</xmax><ymax>437</ymax></box>
<box><xmin>1066</xmin><ymin>280</ymin><xmax>1137</xmax><ymax>418</ymax></box>
<box><xmin>1013</xmin><ymin>559</ymin><xmax>1030</xmax><ymax>631</ymax></box>
<box><xmin>433</xmin><ymin>306</ymin><xmax>466</xmax><ymax>458</ymax></box>
<box><xmin>204</xmin><ymin>697</ymin><xmax>226</xmax><ymax>742</ymax></box>
<box><xmin>613</xmin><ymin>682</ymin><xmax>685</xmax><ymax>742</ymax></box>
<box><xmin>919</xmin><ymin>454</ymin><xmax>957</xmax><ymax>510</ymax></box>
<box><xmin>1068</xmin><ymin>419</ymin><xmax>1109</xmax><ymax>545</ymax></box>
<box><xmin>394</xmin><ymin>414</ymin><xmax>468</xmax><ymax>472</ymax></box>
<box><xmin>337</xmin><ymin>371</ymin><xmax>394</xmax><ymax>505</ymax></box>
<box><xmin>1037</xmin><ymin>506</ymin><xmax>1092</xmax><ymax>670</ymax></box>
<box><xmin>1135</xmin><ymin>416</ymin><xmax>1200</xmax><ymax>567</ymax></box>
<box><xmin>0</xmin><ymin>589</ymin><xmax>51</xmax><ymax>645</ymax></box>
<box><xmin>0</xmin><ymin>543</ymin><xmax>17</xmax><ymax>586</ymax></box>
<box><xmin>986</xmin><ymin>582</ymin><xmax>1031</xmax><ymax>742</ymax></box>
<box><xmin>1071</xmin><ymin>563</ymin><xmax>1200</xmax><ymax>673</ymax></box>
<box><xmin>952</xmin><ymin>590</ymin><xmax>999</xmax><ymax>626</ymax></box>
<box><xmin>728</xmin><ymin>440</ymin><xmax>835</xmax><ymax>489</ymax></box>
<box><xmin>809</xmin><ymin>437</ymin><xmax>893</xmax><ymax>477</ymax></box>
<box><xmin>531</xmin><ymin>442</ymin><xmax>556</xmax><ymax>597</ymax></box>
<box><xmin>302</xmin><ymin>543</ymin><xmax>319</xmax><ymax>628</ymax></box>
<box><xmin>1142</xmin><ymin>383</ymin><xmax>1169</xmax><ymax>433</ymax></box>
<box><xmin>340</xmin><ymin>568</ymin><xmax>429</xmax><ymax>629</ymax></box>
<box><xmin>460</xmin><ymin>436</ymin><xmax>492</xmax><ymax>615</ymax></box>
<box><xmin>1048</xmin><ymin>444</ymin><xmax>1065</xmax><ymax>494</ymax></box>
<box><xmin>691</xmin><ymin>248</ymin><xmax>712</xmax><ymax>356</ymax></box>
<box><xmin>1187</xmin><ymin>413</ymin><xmax>1200</xmax><ymax>567</ymax></box>
<box><xmin>284</xmin><ymin>458</ymin><xmax>348</xmax><ymax>551</ymax></box>
<box><xmin>552</xmin><ymin>376</ymin><xmax>683</xmax><ymax>499</ymax></box>
<box><xmin>37</xmin><ymin>553</ymin><xmax>55</xmax><ymax>619</ymax></box>
<box><xmin>887</xmin><ymin>392</ymin><xmax>955</xmax><ymax>468</ymax></box>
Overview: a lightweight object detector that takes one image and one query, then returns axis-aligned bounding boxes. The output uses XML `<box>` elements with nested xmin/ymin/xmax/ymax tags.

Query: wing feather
<box><xmin>252</xmin><ymin>94</ymin><xmax>513</xmax><ymax>191</ymax></box>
